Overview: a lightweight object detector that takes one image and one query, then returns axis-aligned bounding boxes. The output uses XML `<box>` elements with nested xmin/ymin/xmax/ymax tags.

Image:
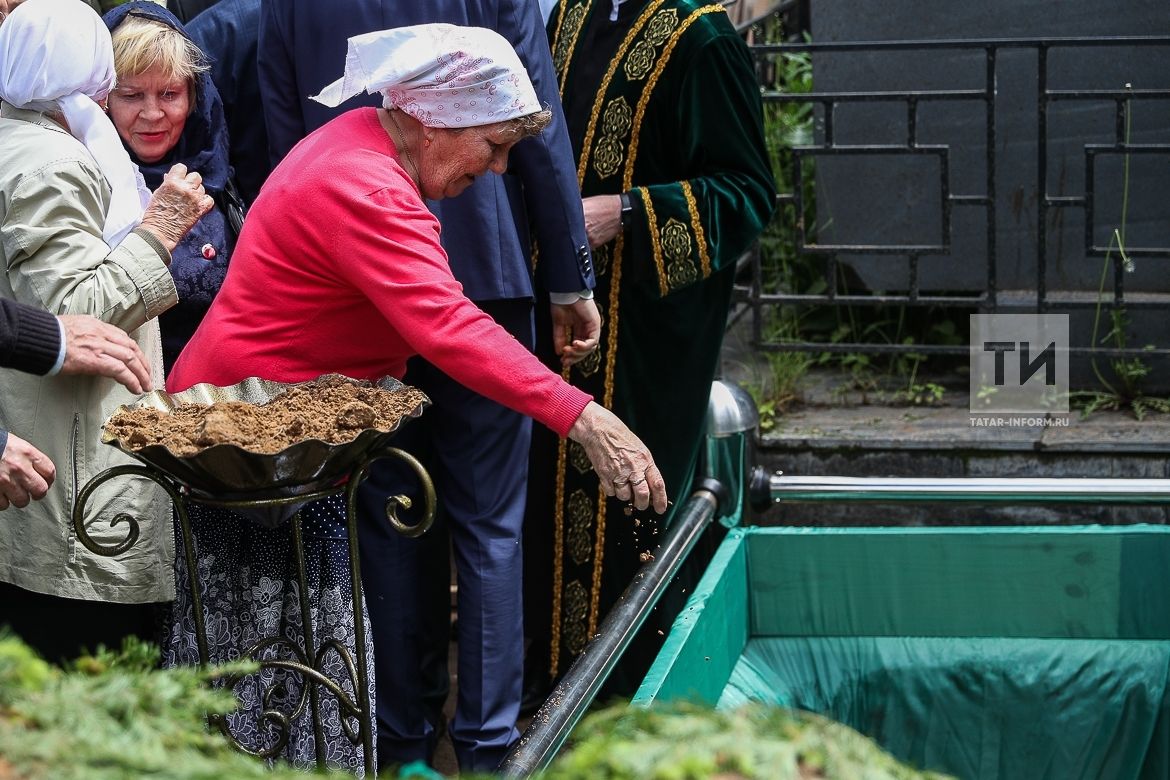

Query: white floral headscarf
<box><xmin>310</xmin><ymin>23</ymin><xmax>541</xmax><ymax>129</ymax></box>
<box><xmin>0</xmin><ymin>0</ymin><xmax>151</xmax><ymax>247</ymax></box>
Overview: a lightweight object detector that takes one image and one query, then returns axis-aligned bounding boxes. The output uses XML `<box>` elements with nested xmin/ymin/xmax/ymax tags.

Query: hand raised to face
<box><xmin>138</xmin><ymin>163</ymin><xmax>215</xmax><ymax>255</ymax></box>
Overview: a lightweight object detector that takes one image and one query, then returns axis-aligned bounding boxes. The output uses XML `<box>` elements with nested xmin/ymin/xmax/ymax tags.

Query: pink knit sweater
<box><xmin>169</xmin><ymin>108</ymin><xmax>590</xmax><ymax>437</ymax></box>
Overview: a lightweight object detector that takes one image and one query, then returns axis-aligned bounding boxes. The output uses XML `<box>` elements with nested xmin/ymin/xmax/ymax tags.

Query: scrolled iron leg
<box><xmin>352</xmin><ymin>445</ymin><xmax>438</xmax><ymax>539</ymax></box>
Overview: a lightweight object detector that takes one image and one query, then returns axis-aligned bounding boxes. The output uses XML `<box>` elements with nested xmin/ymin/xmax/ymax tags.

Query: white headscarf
<box><xmin>0</xmin><ymin>0</ymin><xmax>152</xmax><ymax>248</ymax></box>
<box><xmin>311</xmin><ymin>23</ymin><xmax>541</xmax><ymax>129</ymax></box>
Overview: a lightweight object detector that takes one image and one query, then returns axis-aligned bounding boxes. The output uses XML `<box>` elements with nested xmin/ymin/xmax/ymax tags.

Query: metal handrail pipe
<box><xmin>497</xmin><ymin>484</ymin><xmax>724</xmax><ymax>778</ymax></box>
<box><xmin>751</xmin><ymin>35</ymin><xmax>1170</xmax><ymax>54</ymax></box>
<box><xmin>762</xmin><ymin>474</ymin><xmax>1170</xmax><ymax>504</ymax></box>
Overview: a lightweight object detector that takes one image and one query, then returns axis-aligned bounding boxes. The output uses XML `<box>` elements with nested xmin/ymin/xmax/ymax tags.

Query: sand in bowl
<box><xmin>105</xmin><ymin>374</ymin><xmax>429</xmax><ymax>456</ymax></box>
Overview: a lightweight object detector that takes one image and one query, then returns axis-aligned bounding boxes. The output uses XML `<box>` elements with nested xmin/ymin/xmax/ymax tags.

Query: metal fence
<box><xmin>736</xmin><ymin>30</ymin><xmax>1170</xmax><ymax>363</ymax></box>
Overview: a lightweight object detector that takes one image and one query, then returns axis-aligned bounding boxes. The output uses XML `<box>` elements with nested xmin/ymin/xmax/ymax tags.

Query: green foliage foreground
<box><xmin>542</xmin><ymin>703</ymin><xmax>951</xmax><ymax>780</ymax></box>
<box><xmin>0</xmin><ymin>635</ymin><xmax>335</xmax><ymax>780</ymax></box>
<box><xmin>0</xmin><ymin>636</ymin><xmax>948</xmax><ymax>780</ymax></box>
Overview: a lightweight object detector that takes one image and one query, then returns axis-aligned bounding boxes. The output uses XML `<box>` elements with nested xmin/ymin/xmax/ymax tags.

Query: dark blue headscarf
<box><xmin>102</xmin><ymin>1</ymin><xmax>231</xmax><ymax>194</ymax></box>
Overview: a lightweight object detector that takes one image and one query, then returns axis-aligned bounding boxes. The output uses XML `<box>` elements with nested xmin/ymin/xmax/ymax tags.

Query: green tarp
<box><xmin>635</xmin><ymin>526</ymin><xmax>1170</xmax><ymax>779</ymax></box>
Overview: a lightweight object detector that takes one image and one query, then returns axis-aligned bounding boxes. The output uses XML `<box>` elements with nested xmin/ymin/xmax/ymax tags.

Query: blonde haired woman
<box><xmin>104</xmin><ymin>1</ymin><xmax>241</xmax><ymax>372</ymax></box>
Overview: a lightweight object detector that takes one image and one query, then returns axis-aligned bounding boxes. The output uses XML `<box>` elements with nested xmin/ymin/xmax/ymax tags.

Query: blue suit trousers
<box><xmin>358</xmin><ymin>299</ymin><xmax>533</xmax><ymax>772</ymax></box>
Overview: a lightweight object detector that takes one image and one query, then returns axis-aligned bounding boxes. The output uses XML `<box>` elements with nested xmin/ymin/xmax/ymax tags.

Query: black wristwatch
<box><xmin>619</xmin><ymin>192</ymin><xmax>634</xmax><ymax>230</ymax></box>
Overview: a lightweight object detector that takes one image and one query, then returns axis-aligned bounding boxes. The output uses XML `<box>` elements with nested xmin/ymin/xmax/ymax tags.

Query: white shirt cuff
<box><xmin>549</xmin><ymin>289</ymin><xmax>595</xmax><ymax>305</ymax></box>
<box><xmin>46</xmin><ymin>318</ymin><xmax>66</xmax><ymax>376</ymax></box>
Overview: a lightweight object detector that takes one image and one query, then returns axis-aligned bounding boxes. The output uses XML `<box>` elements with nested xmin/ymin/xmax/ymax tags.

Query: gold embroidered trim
<box><xmin>623</xmin><ymin>8</ymin><xmax>679</xmax><ymax>81</ymax></box>
<box><xmin>563</xmin><ymin>581</ymin><xmax>589</xmax><ymax>654</ymax></box>
<box><xmin>554</xmin><ymin>3</ymin><xmax>588</xmax><ymax>94</ymax></box>
<box><xmin>624</xmin><ymin>5</ymin><xmax>725</xmax><ymax>189</ymax></box>
<box><xmin>602</xmin><ymin>233</ymin><xmax>625</xmax><ymax>411</ymax></box>
<box><xmin>661</xmin><ymin>216</ymin><xmax>699</xmax><ymax>291</ymax></box>
<box><xmin>567</xmin><ymin>489</ymin><xmax>595</xmax><ymax>565</ymax></box>
<box><xmin>637</xmin><ymin>187</ymin><xmax>668</xmax><ymax>296</ymax></box>
<box><xmin>602</xmin><ymin>96</ymin><xmax>634</xmax><ymax>136</ymax></box>
<box><xmin>681</xmin><ymin>180</ymin><xmax>712</xmax><ymax>277</ymax></box>
<box><xmin>623</xmin><ymin>39</ymin><xmax>657</xmax><ymax>82</ymax></box>
<box><xmin>552</xmin><ymin>0</ymin><xmax>570</xmax><ymax>45</ymax></box>
<box><xmin>593</xmin><ymin>97</ymin><xmax>633</xmax><ymax>180</ymax></box>
<box><xmin>587</xmin><ymin>230</ymin><xmax>626</xmax><ymax>633</ymax></box>
<box><xmin>645</xmin><ymin>7</ymin><xmax>680</xmax><ymax>44</ymax></box>
<box><xmin>549</xmin><ymin>433</ymin><xmax>569</xmax><ymax>677</ymax></box>
<box><xmin>576</xmin><ymin>0</ymin><xmax>665</xmax><ymax>185</ymax></box>
<box><xmin>568</xmin><ymin>440</ymin><xmax>592</xmax><ymax>474</ymax></box>
<box><xmin>588</xmin><ymin>481</ymin><xmax>607</xmax><ymax>636</ymax></box>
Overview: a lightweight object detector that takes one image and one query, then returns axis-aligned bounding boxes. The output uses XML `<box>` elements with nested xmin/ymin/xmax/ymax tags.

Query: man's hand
<box><xmin>138</xmin><ymin>163</ymin><xmax>215</xmax><ymax>254</ymax></box>
<box><xmin>582</xmin><ymin>194</ymin><xmax>623</xmax><ymax>249</ymax></box>
<box><xmin>552</xmin><ymin>297</ymin><xmax>601</xmax><ymax>368</ymax></box>
<box><xmin>58</xmin><ymin>315</ymin><xmax>152</xmax><ymax>394</ymax></box>
<box><xmin>0</xmin><ymin>434</ymin><xmax>54</xmax><ymax>510</ymax></box>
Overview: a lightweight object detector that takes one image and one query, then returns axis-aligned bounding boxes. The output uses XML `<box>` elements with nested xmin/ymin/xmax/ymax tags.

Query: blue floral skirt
<box><xmin>162</xmin><ymin>495</ymin><xmax>375</xmax><ymax>775</ymax></box>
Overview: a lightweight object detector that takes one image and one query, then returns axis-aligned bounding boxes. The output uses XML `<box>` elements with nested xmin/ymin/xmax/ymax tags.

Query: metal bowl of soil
<box><xmin>102</xmin><ymin>373</ymin><xmax>430</xmax><ymax>501</ymax></box>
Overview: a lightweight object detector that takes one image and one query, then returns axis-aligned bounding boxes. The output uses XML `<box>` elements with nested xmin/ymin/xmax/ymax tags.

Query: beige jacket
<box><xmin>0</xmin><ymin>104</ymin><xmax>179</xmax><ymax>603</ymax></box>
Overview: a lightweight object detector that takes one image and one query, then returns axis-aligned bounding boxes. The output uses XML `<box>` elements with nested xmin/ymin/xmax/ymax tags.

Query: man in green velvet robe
<box><xmin>524</xmin><ymin>0</ymin><xmax>777</xmax><ymax>696</ymax></box>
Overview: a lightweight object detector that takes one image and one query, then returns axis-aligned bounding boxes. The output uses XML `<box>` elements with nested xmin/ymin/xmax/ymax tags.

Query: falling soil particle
<box><xmin>105</xmin><ymin>374</ymin><xmax>427</xmax><ymax>456</ymax></box>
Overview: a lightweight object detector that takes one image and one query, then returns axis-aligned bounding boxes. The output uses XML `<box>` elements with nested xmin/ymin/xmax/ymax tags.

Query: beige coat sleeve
<box><xmin>1</xmin><ymin>158</ymin><xmax>178</xmax><ymax>329</ymax></box>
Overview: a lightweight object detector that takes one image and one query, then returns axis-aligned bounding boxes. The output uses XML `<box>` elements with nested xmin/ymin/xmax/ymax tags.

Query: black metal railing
<box><xmin>738</xmin><ymin>34</ymin><xmax>1170</xmax><ymax>361</ymax></box>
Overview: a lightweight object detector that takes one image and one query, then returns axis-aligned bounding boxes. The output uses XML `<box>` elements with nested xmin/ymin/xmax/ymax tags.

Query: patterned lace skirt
<box><xmin>162</xmin><ymin>495</ymin><xmax>375</xmax><ymax>775</ymax></box>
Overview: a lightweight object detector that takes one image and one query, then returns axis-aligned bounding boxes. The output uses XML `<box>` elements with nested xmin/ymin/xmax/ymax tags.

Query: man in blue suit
<box><xmin>187</xmin><ymin>0</ymin><xmax>268</xmax><ymax>205</ymax></box>
<box><xmin>259</xmin><ymin>1</ymin><xmax>598</xmax><ymax>772</ymax></box>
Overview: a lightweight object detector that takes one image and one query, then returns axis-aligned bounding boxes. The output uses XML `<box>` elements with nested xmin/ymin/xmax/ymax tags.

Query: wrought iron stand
<box><xmin>72</xmin><ymin>445</ymin><xmax>437</xmax><ymax>777</ymax></box>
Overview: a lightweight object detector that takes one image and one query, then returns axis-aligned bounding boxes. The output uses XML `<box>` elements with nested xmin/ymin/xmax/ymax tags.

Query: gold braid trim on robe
<box><xmin>638</xmin><ymin>188</ymin><xmax>668</xmax><ymax>295</ymax></box>
<box><xmin>681</xmin><ymin>180</ymin><xmax>713</xmax><ymax>278</ymax></box>
<box><xmin>546</xmin><ymin>0</ymin><xmax>729</xmax><ymax>678</ymax></box>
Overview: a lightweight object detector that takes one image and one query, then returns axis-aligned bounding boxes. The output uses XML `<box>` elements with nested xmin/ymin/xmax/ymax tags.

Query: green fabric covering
<box><xmin>635</xmin><ymin>526</ymin><xmax>1170</xmax><ymax>779</ymax></box>
<box><xmin>721</xmin><ymin>637</ymin><xmax>1170</xmax><ymax>780</ymax></box>
<box><xmin>633</xmin><ymin>528</ymin><xmax>750</xmax><ymax>705</ymax></box>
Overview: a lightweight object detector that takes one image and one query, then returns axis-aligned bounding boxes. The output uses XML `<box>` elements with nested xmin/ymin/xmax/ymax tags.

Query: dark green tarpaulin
<box><xmin>634</xmin><ymin>526</ymin><xmax>1170</xmax><ymax>779</ymax></box>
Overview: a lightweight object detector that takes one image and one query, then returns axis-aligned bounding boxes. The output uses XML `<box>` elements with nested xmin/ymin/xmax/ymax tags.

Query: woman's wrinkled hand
<box><xmin>567</xmin><ymin>401</ymin><xmax>668</xmax><ymax>514</ymax></box>
<box><xmin>138</xmin><ymin>163</ymin><xmax>214</xmax><ymax>254</ymax></box>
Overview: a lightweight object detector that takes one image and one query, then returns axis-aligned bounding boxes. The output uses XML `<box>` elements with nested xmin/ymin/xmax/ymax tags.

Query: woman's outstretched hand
<box><xmin>567</xmin><ymin>401</ymin><xmax>668</xmax><ymax>514</ymax></box>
